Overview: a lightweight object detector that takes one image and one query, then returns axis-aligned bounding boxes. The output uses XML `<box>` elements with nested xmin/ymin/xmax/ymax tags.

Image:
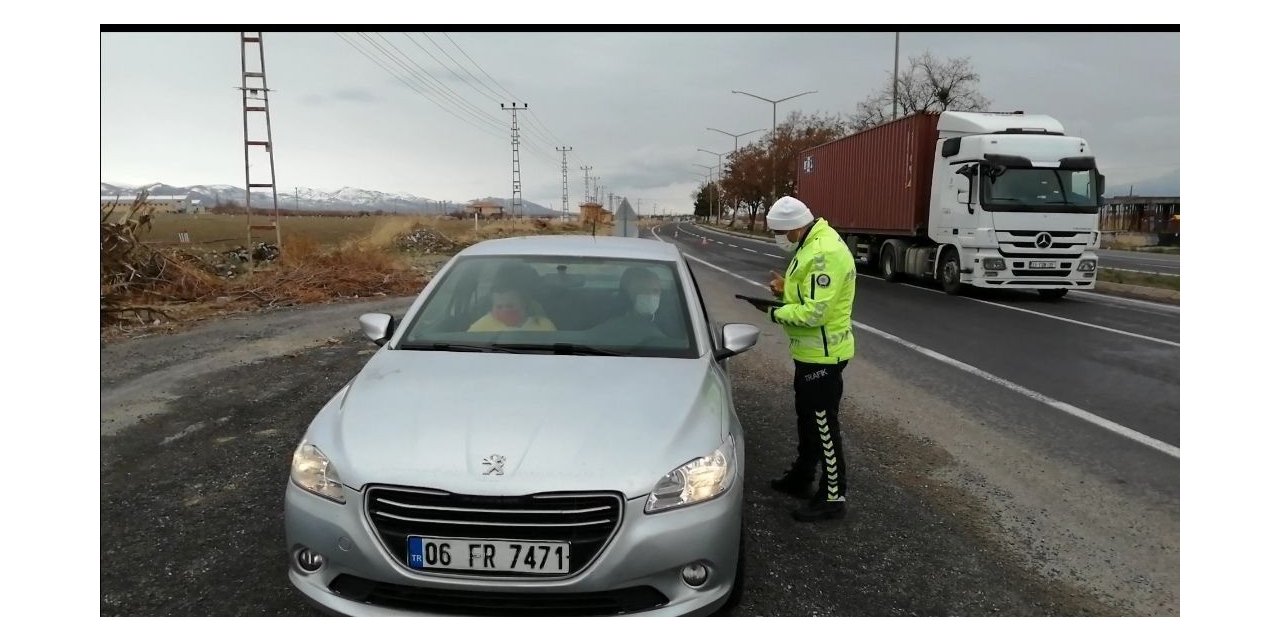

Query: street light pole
<box><xmin>698</xmin><ymin>148</ymin><xmax>728</xmax><ymax>223</ymax></box>
<box><xmin>694</xmin><ymin>163</ymin><xmax>716</xmax><ymax>222</ymax></box>
<box><xmin>731</xmin><ymin>90</ymin><xmax>818</xmax><ymax>204</ymax></box>
<box><xmin>892</xmin><ymin>32</ymin><xmax>900</xmax><ymax>119</ymax></box>
<box><xmin>707</xmin><ymin>127</ymin><xmax>764</xmax><ymax>228</ymax></box>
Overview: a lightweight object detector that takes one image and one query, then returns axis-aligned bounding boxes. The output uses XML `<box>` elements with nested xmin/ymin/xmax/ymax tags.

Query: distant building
<box><xmin>578</xmin><ymin>202</ymin><xmax>612</xmax><ymax>226</ymax></box>
<box><xmin>467</xmin><ymin>200</ymin><xmax>507</xmax><ymax>219</ymax></box>
<box><xmin>1100</xmin><ymin>196</ymin><xmax>1179</xmax><ymax>246</ymax></box>
<box><xmin>100</xmin><ymin>194</ymin><xmax>205</xmax><ymax>215</ymax></box>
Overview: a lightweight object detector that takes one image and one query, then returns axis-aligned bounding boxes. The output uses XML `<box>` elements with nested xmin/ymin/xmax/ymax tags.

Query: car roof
<box><xmin>457</xmin><ymin>234</ymin><xmax>682</xmax><ymax>262</ymax></box>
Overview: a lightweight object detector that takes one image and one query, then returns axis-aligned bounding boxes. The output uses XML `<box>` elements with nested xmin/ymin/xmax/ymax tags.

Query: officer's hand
<box><xmin>768</xmin><ymin>271</ymin><xmax>785</xmax><ymax>296</ymax></box>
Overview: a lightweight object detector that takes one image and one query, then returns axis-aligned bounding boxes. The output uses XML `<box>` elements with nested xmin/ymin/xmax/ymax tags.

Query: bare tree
<box><xmin>852</xmin><ymin>51</ymin><xmax>991</xmax><ymax>130</ymax></box>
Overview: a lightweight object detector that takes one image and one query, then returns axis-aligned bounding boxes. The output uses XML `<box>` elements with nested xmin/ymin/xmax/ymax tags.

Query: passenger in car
<box><xmin>468</xmin><ymin>262</ymin><xmax>557</xmax><ymax>332</ymax></box>
<box><xmin>589</xmin><ymin>266</ymin><xmax>667</xmax><ymax>341</ymax></box>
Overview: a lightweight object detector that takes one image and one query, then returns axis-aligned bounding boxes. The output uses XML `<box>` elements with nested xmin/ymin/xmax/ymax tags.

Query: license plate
<box><xmin>1029</xmin><ymin>260</ymin><xmax>1056</xmax><ymax>269</ymax></box>
<box><xmin>407</xmin><ymin>537</ymin><xmax>570</xmax><ymax>574</ymax></box>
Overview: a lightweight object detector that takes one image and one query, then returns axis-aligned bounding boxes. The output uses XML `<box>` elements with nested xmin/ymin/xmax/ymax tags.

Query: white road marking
<box><xmin>1071</xmin><ymin>290</ymin><xmax>1179</xmax><ymax>313</ymax></box>
<box><xmin>728</xmin><ymin>244</ymin><xmax>739</xmax><ymax>248</ymax></box>
<box><xmin>1103</xmin><ymin>267</ymin><xmax>1179</xmax><ymax>277</ymax></box>
<box><xmin>963</xmin><ymin>298</ymin><xmax>1179</xmax><ymax>348</ymax></box>
<box><xmin>656</xmin><ymin>228</ymin><xmax>1180</xmax><ymax>459</ymax></box>
<box><xmin>743</xmin><ymin>248</ymin><xmax>758</xmax><ymax>254</ymax></box>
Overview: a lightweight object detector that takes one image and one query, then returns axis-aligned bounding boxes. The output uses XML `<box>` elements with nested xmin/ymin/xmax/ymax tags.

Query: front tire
<box><xmin>940</xmin><ymin>248</ymin><xmax>964</xmax><ymax>295</ymax></box>
<box><xmin>1038</xmin><ymin>288</ymin><xmax>1069</xmax><ymax>300</ymax></box>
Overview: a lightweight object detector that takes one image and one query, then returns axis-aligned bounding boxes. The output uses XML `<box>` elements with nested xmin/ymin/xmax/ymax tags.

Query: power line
<box><xmin>443</xmin><ymin>32</ymin><xmax>519</xmax><ymax>102</ymax></box>
<box><xmin>335</xmin><ymin>32</ymin><xmax>508</xmax><ymax>142</ymax></box>
<box><xmin>436</xmin><ymin>32</ymin><xmax>562</xmax><ymax>154</ymax></box>
<box><xmin>369</xmin><ymin>33</ymin><xmax>508</xmax><ymax>130</ymax></box>
<box><xmin>416</xmin><ymin>32</ymin><xmax>506</xmax><ymax>104</ymax></box>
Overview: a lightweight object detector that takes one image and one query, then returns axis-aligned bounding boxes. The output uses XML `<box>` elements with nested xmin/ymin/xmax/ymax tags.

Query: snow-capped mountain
<box><xmin>99</xmin><ymin>182</ymin><xmax>561</xmax><ymax>216</ymax></box>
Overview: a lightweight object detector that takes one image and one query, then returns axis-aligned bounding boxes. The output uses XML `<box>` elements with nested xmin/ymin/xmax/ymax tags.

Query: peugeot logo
<box><xmin>482</xmin><ymin>454</ymin><xmax>506</xmax><ymax>476</ymax></box>
<box><xmin>1034</xmin><ymin>232</ymin><xmax>1054</xmax><ymax>249</ymax></box>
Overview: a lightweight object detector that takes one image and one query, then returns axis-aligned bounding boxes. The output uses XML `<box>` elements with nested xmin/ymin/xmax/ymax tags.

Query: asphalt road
<box><xmin>100</xmin><ymin>229</ymin><xmax>1179</xmax><ymax>616</ymax></box>
<box><xmin>1097</xmin><ymin>248</ymin><xmax>1180</xmax><ymax>276</ymax></box>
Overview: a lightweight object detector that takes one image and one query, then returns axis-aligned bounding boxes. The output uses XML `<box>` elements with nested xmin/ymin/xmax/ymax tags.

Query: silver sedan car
<box><xmin>285</xmin><ymin>235</ymin><xmax>760</xmax><ymax>616</ymax></box>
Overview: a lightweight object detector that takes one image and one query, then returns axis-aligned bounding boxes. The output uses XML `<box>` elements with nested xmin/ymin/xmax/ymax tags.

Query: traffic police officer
<box><xmin>754</xmin><ymin>195</ymin><xmax>857</xmax><ymax>521</ymax></box>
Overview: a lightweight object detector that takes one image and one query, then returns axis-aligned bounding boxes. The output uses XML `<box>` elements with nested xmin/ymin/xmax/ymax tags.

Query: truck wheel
<box><xmin>880</xmin><ymin>246</ymin><xmax>900</xmax><ymax>282</ymax></box>
<box><xmin>1037</xmin><ymin>289</ymin><xmax>1068</xmax><ymax>300</ymax></box>
<box><xmin>940</xmin><ymin>248</ymin><xmax>964</xmax><ymax>295</ymax></box>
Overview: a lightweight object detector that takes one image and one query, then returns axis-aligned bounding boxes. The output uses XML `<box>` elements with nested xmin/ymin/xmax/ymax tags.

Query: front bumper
<box><xmin>284</xmin><ymin>480</ymin><xmax>742</xmax><ymax>616</ymax></box>
<box><xmin>967</xmin><ymin>250</ymin><xmax>1098</xmax><ymax>289</ymax></box>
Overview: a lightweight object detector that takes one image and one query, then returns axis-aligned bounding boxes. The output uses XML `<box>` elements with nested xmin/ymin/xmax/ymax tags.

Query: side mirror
<box><xmin>359</xmin><ymin>313</ymin><xmax>395</xmax><ymax>346</ymax></box>
<box><xmin>715</xmin><ymin>323</ymin><xmax>760</xmax><ymax>360</ymax></box>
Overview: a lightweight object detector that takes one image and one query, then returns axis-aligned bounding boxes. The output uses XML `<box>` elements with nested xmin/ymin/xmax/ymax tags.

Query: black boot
<box><xmin>769</xmin><ymin>466</ymin><xmax>813</xmax><ymax>499</ymax></box>
<box><xmin>791</xmin><ymin>496</ymin><xmax>846</xmax><ymax>522</ymax></box>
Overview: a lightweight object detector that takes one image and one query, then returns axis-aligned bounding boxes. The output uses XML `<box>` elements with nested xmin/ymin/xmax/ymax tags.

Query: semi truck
<box><xmin>794</xmin><ymin>111</ymin><xmax>1104</xmax><ymax>298</ymax></box>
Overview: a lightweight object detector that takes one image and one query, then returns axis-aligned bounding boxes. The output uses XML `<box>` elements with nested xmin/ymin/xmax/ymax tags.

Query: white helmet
<box><xmin>765</xmin><ymin>196</ymin><xmax>814</xmax><ymax>232</ymax></box>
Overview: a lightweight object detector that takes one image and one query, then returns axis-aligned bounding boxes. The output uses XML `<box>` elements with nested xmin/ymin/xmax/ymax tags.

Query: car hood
<box><xmin>320</xmin><ymin>350</ymin><xmax>729</xmax><ymax>499</ymax></box>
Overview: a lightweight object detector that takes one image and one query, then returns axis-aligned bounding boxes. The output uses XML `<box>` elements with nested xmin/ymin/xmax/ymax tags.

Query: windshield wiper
<box><xmin>400</xmin><ymin>342</ymin><xmax>516</xmax><ymax>353</ymax></box>
<box><xmin>492</xmin><ymin>342</ymin><xmax>626</xmax><ymax>356</ymax></box>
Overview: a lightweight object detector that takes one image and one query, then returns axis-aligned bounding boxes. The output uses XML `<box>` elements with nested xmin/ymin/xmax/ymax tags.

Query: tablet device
<box><xmin>734</xmin><ymin>293</ymin><xmax>784</xmax><ymax>308</ymax></box>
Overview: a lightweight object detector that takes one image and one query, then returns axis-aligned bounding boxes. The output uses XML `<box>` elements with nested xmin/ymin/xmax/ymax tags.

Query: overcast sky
<box><xmin>101</xmin><ymin>30</ymin><xmax>1178</xmax><ymax>213</ymax></box>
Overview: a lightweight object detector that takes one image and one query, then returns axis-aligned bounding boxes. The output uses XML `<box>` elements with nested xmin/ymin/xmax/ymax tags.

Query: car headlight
<box><xmin>982</xmin><ymin>257</ymin><xmax>1006</xmax><ymax>270</ymax></box>
<box><xmin>1078</xmin><ymin>259</ymin><xmax>1097</xmax><ymax>272</ymax></box>
<box><xmin>645</xmin><ymin>438</ymin><xmax>735</xmax><ymax>514</ymax></box>
<box><xmin>291</xmin><ymin>442</ymin><xmax>346</xmax><ymax>503</ymax></box>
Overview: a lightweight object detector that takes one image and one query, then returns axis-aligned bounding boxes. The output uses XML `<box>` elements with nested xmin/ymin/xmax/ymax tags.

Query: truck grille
<box><xmin>365</xmin><ymin>486</ymin><xmax>624</xmax><ymax>578</ymax></box>
<box><xmin>328</xmin><ymin>574</ymin><xmax>668</xmax><ymax>616</ymax></box>
<box><xmin>996</xmin><ymin>230</ymin><xmax>1091</xmax><ymax>257</ymax></box>
<box><xmin>1012</xmin><ymin>269</ymin><xmax>1072</xmax><ymax>277</ymax></box>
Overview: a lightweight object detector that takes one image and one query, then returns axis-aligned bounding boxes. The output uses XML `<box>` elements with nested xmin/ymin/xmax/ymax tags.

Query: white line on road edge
<box><xmin>743</xmin><ymin>248</ymin><xmax>758</xmax><ymax>253</ymax></box>
<box><xmin>658</xmin><ymin>229</ymin><xmax>1180</xmax><ymax>459</ymax></box>
<box><xmin>1104</xmin><ymin>267</ymin><xmax>1180</xmax><ymax>277</ymax></box>
<box><xmin>964</xmin><ymin>298</ymin><xmax>1179</xmax><ymax>347</ymax></box>
<box><xmin>852</xmin><ymin>322</ymin><xmax>1180</xmax><ymax>459</ymax></box>
<box><xmin>1071</xmin><ymin>290</ymin><xmax>1180</xmax><ymax>313</ymax></box>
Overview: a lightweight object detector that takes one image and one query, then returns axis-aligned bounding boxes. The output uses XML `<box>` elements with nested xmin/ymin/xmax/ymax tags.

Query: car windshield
<box><xmin>397</xmin><ymin>254</ymin><xmax>699</xmax><ymax>358</ymax></box>
<box><xmin>980</xmin><ymin>167</ymin><xmax>1101</xmax><ymax>213</ymax></box>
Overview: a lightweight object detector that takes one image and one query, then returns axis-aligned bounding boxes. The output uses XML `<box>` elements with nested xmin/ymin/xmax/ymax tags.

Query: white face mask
<box><xmin>634</xmin><ymin>293</ymin><xmax>660</xmax><ymax>315</ymax></box>
<box><xmin>774</xmin><ymin>234</ymin><xmax>797</xmax><ymax>252</ymax></box>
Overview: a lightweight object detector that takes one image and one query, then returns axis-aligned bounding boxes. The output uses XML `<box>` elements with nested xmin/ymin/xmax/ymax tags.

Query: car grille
<box><xmin>328</xmin><ymin>574</ymin><xmax>669</xmax><ymax>616</ymax></box>
<box><xmin>365</xmin><ymin>487</ymin><xmax>624</xmax><ymax>578</ymax></box>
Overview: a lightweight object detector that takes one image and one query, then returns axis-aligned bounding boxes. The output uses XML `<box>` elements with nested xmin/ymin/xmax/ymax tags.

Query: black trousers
<box><xmin>792</xmin><ymin>360</ymin><xmax>848</xmax><ymax>501</ymax></box>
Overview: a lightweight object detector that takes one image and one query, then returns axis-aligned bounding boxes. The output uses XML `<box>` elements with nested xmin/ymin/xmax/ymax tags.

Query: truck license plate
<box><xmin>1029</xmin><ymin>261</ymin><xmax>1056</xmax><ymax>269</ymax></box>
<box><xmin>407</xmin><ymin>537</ymin><xmax>570</xmax><ymax>574</ymax></box>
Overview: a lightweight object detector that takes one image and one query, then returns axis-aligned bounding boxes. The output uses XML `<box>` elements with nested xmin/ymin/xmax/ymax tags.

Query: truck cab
<box><xmin>930</xmin><ymin>112</ymin><xmax>1103</xmax><ymax>296</ymax></box>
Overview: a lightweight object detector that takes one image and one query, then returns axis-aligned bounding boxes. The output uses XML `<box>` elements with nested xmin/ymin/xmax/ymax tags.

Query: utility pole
<box><xmin>580</xmin><ymin>166</ymin><xmax>593</xmax><ymax>207</ymax></box>
<box><xmin>238</xmin><ymin>31</ymin><xmax>282</xmax><ymax>270</ymax></box>
<box><xmin>731</xmin><ymin>89</ymin><xmax>818</xmax><ymax>204</ymax></box>
<box><xmin>295</xmin><ymin>187</ymin><xmax>299</xmax><ymax>213</ymax></box>
<box><xmin>501</xmin><ymin>102</ymin><xmax>528</xmax><ymax>218</ymax></box>
<box><xmin>608</xmin><ymin>192</ymin><xmax>616</xmax><ymax>213</ymax></box>
<box><xmin>592</xmin><ymin>177</ymin><xmax>601</xmax><ymax>205</ymax></box>
<box><xmin>557</xmin><ymin>146</ymin><xmax>573</xmax><ymax>221</ymax></box>
<box><xmin>892</xmin><ymin>32</ymin><xmax>900</xmax><ymax>119</ymax></box>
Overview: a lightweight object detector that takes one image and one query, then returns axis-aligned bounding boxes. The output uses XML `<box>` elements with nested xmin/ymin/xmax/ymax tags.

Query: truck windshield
<box><xmin>980</xmin><ymin>167</ymin><xmax>1100</xmax><ymax>213</ymax></box>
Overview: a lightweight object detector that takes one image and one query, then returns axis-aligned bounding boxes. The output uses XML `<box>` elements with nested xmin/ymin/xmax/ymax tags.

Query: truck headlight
<box><xmin>291</xmin><ymin>442</ymin><xmax>346</xmax><ymax>503</ymax></box>
<box><xmin>1078</xmin><ymin>259</ymin><xmax>1097</xmax><ymax>272</ymax></box>
<box><xmin>982</xmin><ymin>258</ymin><xmax>1006</xmax><ymax>270</ymax></box>
<box><xmin>645</xmin><ymin>438</ymin><xmax>735</xmax><ymax>513</ymax></box>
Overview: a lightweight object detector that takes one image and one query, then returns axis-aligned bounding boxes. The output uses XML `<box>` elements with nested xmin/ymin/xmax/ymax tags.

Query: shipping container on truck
<box><xmin>795</xmin><ymin>111</ymin><xmax>1105</xmax><ymax>299</ymax></box>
